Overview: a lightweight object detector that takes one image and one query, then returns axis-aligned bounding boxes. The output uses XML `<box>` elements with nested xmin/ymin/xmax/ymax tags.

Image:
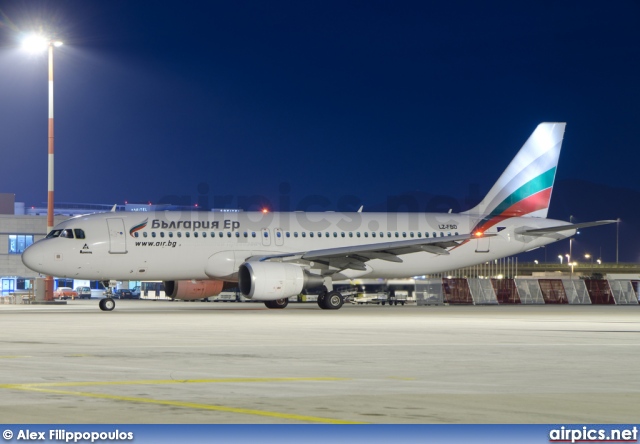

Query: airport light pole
<box><xmin>585</xmin><ymin>253</ymin><xmax>593</xmax><ymax>277</ymax></box>
<box><xmin>22</xmin><ymin>34</ymin><xmax>63</xmax><ymax>301</ymax></box>
<box><xmin>616</xmin><ymin>218</ymin><xmax>620</xmax><ymax>264</ymax></box>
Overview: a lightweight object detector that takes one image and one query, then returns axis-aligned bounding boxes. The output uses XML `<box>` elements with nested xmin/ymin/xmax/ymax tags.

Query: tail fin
<box><xmin>464</xmin><ymin>122</ymin><xmax>566</xmax><ymax>230</ymax></box>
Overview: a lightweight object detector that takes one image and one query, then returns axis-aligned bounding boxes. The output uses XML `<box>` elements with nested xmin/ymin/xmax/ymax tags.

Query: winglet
<box><xmin>110</xmin><ymin>204</ymin><xmax>117</xmax><ymax>213</ymax></box>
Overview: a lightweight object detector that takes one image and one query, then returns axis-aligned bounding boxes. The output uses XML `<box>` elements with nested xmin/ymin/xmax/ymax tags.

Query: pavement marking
<box><xmin>0</xmin><ymin>356</ymin><xmax>30</xmax><ymax>359</ymax></box>
<box><xmin>0</xmin><ymin>377</ymin><xmax>362</xmax><ymax>424</ymax></box>
<box><xmin>2</xmin><ymin>376</ymin><xmax>348</xmax><ymax>388</ymax></box>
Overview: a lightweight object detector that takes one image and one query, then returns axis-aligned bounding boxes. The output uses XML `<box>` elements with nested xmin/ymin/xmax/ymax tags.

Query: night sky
<box><xmin>1</xmin><ymin>1</ymin><xmax>639</xmax><ymax>260</ymax></box>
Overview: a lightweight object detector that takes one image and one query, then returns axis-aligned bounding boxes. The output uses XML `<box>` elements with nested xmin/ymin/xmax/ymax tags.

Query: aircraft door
<box><xmin>261</xmin><ymin>228</ymin><xmax>271</xmax><ymax>246</ymax></box>
<box><xmin>274</xmin><ymin>228</ymin><xmax>284</xmax><ymax>246</ymax></box>
<box><xmin>107</xmin><ymin>218</ymin><xmax>128</xmax><ymax>254</ymax></box>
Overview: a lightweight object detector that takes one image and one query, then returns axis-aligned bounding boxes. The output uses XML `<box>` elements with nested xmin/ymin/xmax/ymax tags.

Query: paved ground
<box><xmin>0</xmin><ymin>300</ymin><xmax>638</xmax><ymax>423</ymax></box>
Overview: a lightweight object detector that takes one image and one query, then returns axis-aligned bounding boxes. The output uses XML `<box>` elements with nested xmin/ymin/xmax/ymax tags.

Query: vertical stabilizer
<box><xmin>463</xmin><ymin>122</ymin><xmax>566</xmax><ymax>231</ymax></box>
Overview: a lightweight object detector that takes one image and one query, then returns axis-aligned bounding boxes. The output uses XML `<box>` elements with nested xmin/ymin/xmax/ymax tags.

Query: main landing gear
<box><xmin>317</xmin><ymin>290</ymin><xmax>344</xmax><ymax>310</ymax></box>
<box><xmin>264</xmin><ymin>298</ymin><xmax>289</xmax><ymax>309</ymax></box>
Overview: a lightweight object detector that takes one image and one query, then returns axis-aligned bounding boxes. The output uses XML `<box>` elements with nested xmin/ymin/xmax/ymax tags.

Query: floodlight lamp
<box><xmin>22</xmin><ymin>34</ymin><xmax>49</xmax><ymax>53</ymax></box>
<box><xmin>53</xmin><ymin>41</ymin><xmax>63</xmax><ymax>47</ymax></box>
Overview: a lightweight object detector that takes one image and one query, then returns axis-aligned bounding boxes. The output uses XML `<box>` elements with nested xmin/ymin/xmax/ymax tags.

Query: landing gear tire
<box><xmin>264</xmin><ymin>298</ymin><xmax>289</xmax><ymax>309</ymax></box>
<box><xmin>99</xmin><ymin>298</ymin><xmax>115</xmax><ymax>312</ymax></box>
<box><xmin>322</xmin><ymin>291</ymin><xmax>344</xmax><ymax>310</ymax></box>
<box><xmin>317</xmin><ymin>291</ymin><xmax>327</xmax><ymax>309</ymax></box>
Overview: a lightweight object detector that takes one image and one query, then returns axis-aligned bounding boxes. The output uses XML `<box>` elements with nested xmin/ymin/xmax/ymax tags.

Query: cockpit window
<box><xmin>59</xmin><ymin>229</ymin><xmax>75</xmax><ymax>239</ymax></box>
<box><xmin>74</xmin><ymin>229</ymin><xmax>86</xmax><ymax>239</ymax></box>
<box><xmin>46</xmin><ymin>230</ymin><xmax>62</xmax><ymax>238</ymax></box>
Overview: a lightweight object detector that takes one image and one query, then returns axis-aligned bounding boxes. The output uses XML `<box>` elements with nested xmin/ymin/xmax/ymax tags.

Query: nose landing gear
<box><xmin>99</xmin><ymin>280</ymin><xmax>117</xmax><ymax>312</ymax></box>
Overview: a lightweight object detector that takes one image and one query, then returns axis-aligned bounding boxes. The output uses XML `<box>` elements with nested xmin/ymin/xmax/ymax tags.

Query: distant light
<box><xmin>262</xmin><ymin>208</ymin><xmax>269</xmax><ymax>214</ymax></box>
<box><xmin>195</xmin><ymin>204</ymin><xmax>198</xmax><ymax>208</ymax></box>
<box><xmin>53</xmin><ymin>41</ymin><xmax>63</xmax><ymax>47</ymax></box>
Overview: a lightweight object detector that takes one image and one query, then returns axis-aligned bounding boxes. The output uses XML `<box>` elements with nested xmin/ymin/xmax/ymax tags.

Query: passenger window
<box><xmin>277</xmin><ymin>232</ymin><xmax>281</xmax><ymax>238</ymax></box>
<box><xmin>372</xmin><ymin>232</ymin><xmax>376</xmax><ymax>238</ymax></box>
<box><xmin>455</xmin><ymin>232</ymin><xmax>459</xmax><ymax>236</ymax></box>
<box><xmin>286</xmin><ymin>232</ymin><xmax>290</xmax><ymax>238</ymax></box>
<box><xmin>410</xmin><ymin>232</ymin><xmax>414</xmax><ymax>238</ymax></box>
<box><xmin>425</xmin><ymin>232</ymin><xmax>429</xmax><ymax>238</ymax></box>
<box><xmin>433</xmin><ymin>232</ymin><xmax>436</xmax><ymax>238</ymax></box>
<box><xmin>177</xmin><ymin>232</ymin><xmax>182</xmax><ymax>238</ymax></box>
<box><xmin>310</xmin><ymin>232</ymin><xmax>314</xmax><ymax>238</ymax></box>
<box><xmin>169</xmin><ymin>232</ymin><xmax>173</xmax><ymax>238</ymax></box>
<box><xmin>185</xmin><ymin>232</ymin><xmax>190</xmax><ymax>238</ymax></box>
<box><xmin>263</xmin><ymin>232</ymin><xmax>268</xmax><ymax>238</ymax></box>
<box><xmin>235</xmin><ymin>232</ymin><xmax>240</xmax><ymax>237</ymax></box>
<box><xmin>417</xmin><ymin>232</ymin><xmax>421</xmax><ymax>238</ymax></box>
<box><xmin>193</xmin><ymin>232</ymin><xmax>198</xmax><ymax>238</ymax></box>
<box><xmin>341</xmin><ymin>232</ymin><xmax>345</xmax><ymax>238</ymax></box>
<box><xmin>74</xmin><ymin>229</ymin><xmax>86</xmax><ymax>239</ymax></box>
<box><xmin>387</xmin><ymin>232</ymin><xmax>391</xmax><ymax>237</ymax></box>
<box><xmin>395</xmin><ymin>232</ymin><xmax>399</xmax><ymax>237</ymax></box>
<box><xmin>134</xmin><ymin>232</ymin><xmax>139</xmax><ymax>238</ymax></box>
<box><xmin>219</xmin><ymin>232</ymin><xmax>224</xmax><ymax>238</ymax></box>
<box><xmin>227</xmin><ymin>232</ymin><xmax>232</xmax><ymax>237</ymax></box>
<box><xmin>244</xmin><ymin>232</ymin><xmax>248</xmax><ymax>238</ymax></box>
<box><xmin>151</xmin><ymin>232</ymin><xmax>156</xmax><ymax>238</ymax></box>
<box><xmin>402</xmin><ymin>232</ymin><xmax>406</xmax><ymax>238</ymax></box>
<box><xmin>349</xmin><ymin>232</ymin><xmax>353</xmax><ymax>238</ymax></box>
<box><xmin>333</xmin><ymin>232</ymin><xmax>337</xmax><ymax>238</ymax></box>
<box><xmin>160</xmin><ymin>232</ymin><xmax>165</xmax><ymax>238</ymax></box>
<box><xmin>364</xmin><ymin>232</ymin><xmax>368</xmax><ymax>238</ymax></box>
<box><xmin>294</xmin><ymin>232</ymin><xmax>298</xmax><ymax>238</ymax></box>
<box><xmin>143</xmin><ymin>232</ymin><xmax>148</xmax><ymax>238</ymax></box>
<box><xmin>202</xmin><ymin>232</ymin><xmax>207</xmax><ymax>238</ymax></box>
<box><xmin>325</xmin><ymin>232</ymin><xmax>329</xmax><ymax>237</ymax></box>
<box><xmin>356</xmin><ymin>232</ymin><xmax>361</xmax><ymax>238</ymax></box>
<box><xmin>302</xmin><ymin>232</ymin><xmax>306</xmax><ymax>238</ymax></box>
<box><xmin>252</xmin><ymin>232</ymin><xmax>256</xmax><ymax>238</ymax></box>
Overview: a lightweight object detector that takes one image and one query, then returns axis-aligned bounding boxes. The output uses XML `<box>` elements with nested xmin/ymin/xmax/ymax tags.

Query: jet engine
<box><xmin>238</xmin><ymin>262</ymin><xmax>324</xmax><ymax>301</ymax></box>
<box><xmin>163</xmin><ymin>279</ymin><xmax>226</xmax><ymax>300</ymax></box>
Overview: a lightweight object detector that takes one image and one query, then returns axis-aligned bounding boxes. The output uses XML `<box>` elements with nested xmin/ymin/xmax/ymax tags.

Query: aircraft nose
<box><xmin>22</xmin><ymin>244</ymin><xmax>44</xmax><ymax>272</ymax></box>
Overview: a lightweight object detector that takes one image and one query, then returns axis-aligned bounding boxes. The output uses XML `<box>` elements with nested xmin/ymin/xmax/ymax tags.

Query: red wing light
<box><xmin>474</xmin><ymin>231</ymin><xmax>483</xmax><ymax>237</ymax></box>
<box><xmin>262</xmin><ymin>208</ymin><xmax>269</xmax><ymax>214</ymax></box>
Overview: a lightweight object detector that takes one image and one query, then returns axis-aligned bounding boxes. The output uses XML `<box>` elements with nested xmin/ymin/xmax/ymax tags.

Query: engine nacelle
<box><xmin>164</xmin><ymin>279</ymin><xmax>225</xmax><ymax>300</ymax></box>
<box><xmin>238</xmin><ymin>262</ymin><xmax>324</xmax><ymax>301</ymax></box>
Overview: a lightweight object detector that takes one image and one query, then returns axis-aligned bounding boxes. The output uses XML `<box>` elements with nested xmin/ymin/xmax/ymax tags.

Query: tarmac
<box><xmin>0</xmin><ymin>300</ymin><xmax>638</xmax><ymax>424</ymax></box>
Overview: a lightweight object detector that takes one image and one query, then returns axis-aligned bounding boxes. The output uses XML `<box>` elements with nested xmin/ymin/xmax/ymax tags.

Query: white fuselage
<box><xmin>22</xmin><ymin>211</ymin><xmax>573</xmax><ymax>282</ymax></box>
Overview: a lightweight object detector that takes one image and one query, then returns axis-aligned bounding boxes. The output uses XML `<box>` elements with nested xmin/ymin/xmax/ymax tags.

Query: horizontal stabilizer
<box><xmin>520</xmin><ymin>220</ymin><xmax>617</xmax><ymax>236</ymax></box>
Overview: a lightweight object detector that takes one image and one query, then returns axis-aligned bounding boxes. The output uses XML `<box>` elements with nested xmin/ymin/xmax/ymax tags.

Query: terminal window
<box><xmin>8</xmin><ymin>235</ymin><xmax>33</xmax><ymax>254</ymax></box>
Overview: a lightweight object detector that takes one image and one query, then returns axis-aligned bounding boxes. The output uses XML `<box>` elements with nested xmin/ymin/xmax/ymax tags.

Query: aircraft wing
<box><xmin>254</xmin><ymin>233</ymin><xmax>492</xmax><ymax>272</ymax></box>
<box><xmin>519</xmin><ymin>220</ymin><xmax>617</xmax><ymax>236</ymax></box>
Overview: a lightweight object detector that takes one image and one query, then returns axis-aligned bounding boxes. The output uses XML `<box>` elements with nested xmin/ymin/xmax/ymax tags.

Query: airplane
<box><xmin>22</xmin><ymin>122</ymin><xmax>615</xmax><ymax>311</ymax></box>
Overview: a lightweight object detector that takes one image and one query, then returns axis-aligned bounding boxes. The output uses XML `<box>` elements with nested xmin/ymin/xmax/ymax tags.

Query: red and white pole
<box><xmin>45</xmin><ymin>42</ymin><xmax>55</xmax><ymax>301</ymax></box>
